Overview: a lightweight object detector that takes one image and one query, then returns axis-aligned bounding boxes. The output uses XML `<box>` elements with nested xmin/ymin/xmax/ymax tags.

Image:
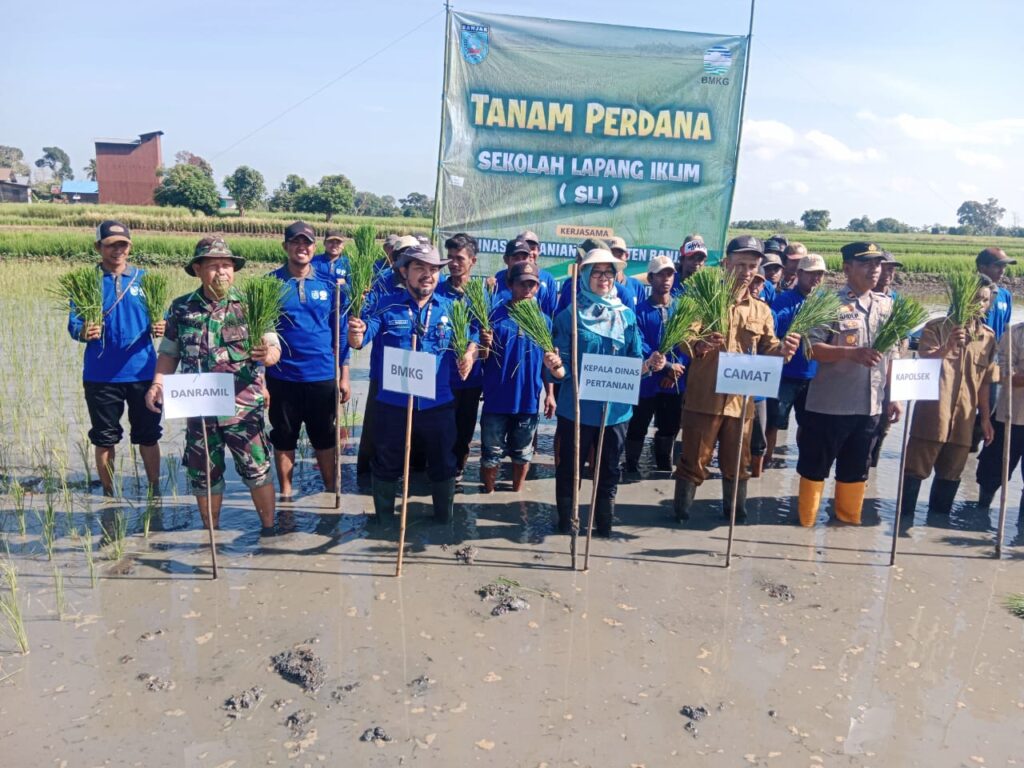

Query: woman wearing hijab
<box><xmin>543</xmin><ymin>249</ymin><xmax>665</xmax><ymax>537</ymax></box>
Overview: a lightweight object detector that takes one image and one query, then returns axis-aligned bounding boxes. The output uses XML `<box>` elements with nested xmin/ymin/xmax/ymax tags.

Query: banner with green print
<box><xmin>436</xmin><ymin>10</ymin><xmax>749</xmax><ymax>269</ymax></box>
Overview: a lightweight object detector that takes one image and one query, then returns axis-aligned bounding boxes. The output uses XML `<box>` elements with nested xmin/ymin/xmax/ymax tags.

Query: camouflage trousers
<box><xmin>184</xmin><ymin>411</ymin><xmax>272</xmax><ymax>495</ymax></box>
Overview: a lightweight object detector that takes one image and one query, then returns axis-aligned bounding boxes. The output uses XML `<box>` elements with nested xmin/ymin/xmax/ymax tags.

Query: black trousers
<box><xmin>452</xmin><ymin>385</ymin><xmax>483</xmax><ymax>465</ymax></box>
<box><xmin>356</xmin><ymin>379</ymin><xmax>379</xmax><ymax>474</ymax></box>
<box><xmin>555</xmin><ymin>416</ymin><xmax>626</xmax><ymax>501</ymax></box>
<box><xmin>797</xmin><ymin>411</ymin><xmax>881</xmax><ymax>483</ymax></box>
<box><xmin>976</xmin><ymin>419</ymin><xmax>1024</xmax><ymax>491</ymax></box>
<box><xmin>266</xmin><ymin>377</ymin><xmax>337</xmax><ymax>451</ymax></box>
<box><xmin>625</xmin><ymin>393</ymin><xmax>682</xmax><ymax>441</ymax></box>
<box><xmin>373</xmin><ymin>402</ymin><xmax>457</xmax><ymax>483</ymax></box>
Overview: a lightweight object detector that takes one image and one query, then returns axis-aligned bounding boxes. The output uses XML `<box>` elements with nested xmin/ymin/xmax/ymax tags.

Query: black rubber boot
<box><xmin>900</xmin><ymin>475</ymin><xmax>923</xmax><ymax>522</ymax></box>
<box><xmin>977</xmin><ymin>484</ymin><xmax>998</xmax><ymax>510</ymax></box>
<box><xmin>593</xmin><ymin>497</ymin><xmax>614</xmax><ymax>538</ymax></box>
<box><xmin>624</xmin><ymin>439</ymin><xmax>644</xmax><ymax>473</ymax></box>
<box><xmin>673</xmin><ymin>477</ymin><xmax>697</xmax><ymax>522</ymax></box>
<box><xmin>653</xmin><ymin>436</ymin><xmax>675</xmax><ymax>471</ymax></box>
<box><xmin>722</xmin><ymin>478</ymin><xmax>748</xmax><ymax>522</ymax></box>
<box><xmin>556</xmin><ymin>497</ymin><xmax>575</xmax><ymax>534</ymax></box>
<box><xmin>372</xmin><ymin>477</ymin><xmax>398</xmax><ymax>523</ymax></box>
<box><xmin>928</xmin><ymin>478</ymin><xmax>960</xmax><ymax>515</ymax></box>
<box><xmin>430</xmin><ymin>479</ymin><xmax>456</xmax><ymax>523</ymax></box>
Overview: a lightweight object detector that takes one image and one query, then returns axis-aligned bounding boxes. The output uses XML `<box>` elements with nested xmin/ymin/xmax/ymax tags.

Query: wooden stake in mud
<box><xmin>583</xmin><ymin>402</ymin><xmax>609</xmax><ymax>572</ymax></box>
<box><xmin>724</xmin><ymin>394</ymin><xmax>751</xmax><ymax>568</ymax></box>
<box><xmin>889</xmin><ymin>401</ymin><xmax>915</xmax><ymax>566</ymax></box>
<box><xmin>996</xmin><ymin>326</ymin><xmax>1014</xmax><ymax>558</ymax></box>
<box><xmin>334</xmin><ymin>278</ymin><xmax>343</xmax><ymax>510</ymax></box>
<box><xmin>570</xmin><ymin>264</ymin><xmax>581</xmax><ymax>570</ymax></box>
<box><xmin>395</xmin><ymin>335</ymin><xmax>418</xmax><ymax>577</ymax></box>
<box><xmin>200</xmin><ymin>418</ymin><xmax>219</xmax><ymax>580</ymax></box>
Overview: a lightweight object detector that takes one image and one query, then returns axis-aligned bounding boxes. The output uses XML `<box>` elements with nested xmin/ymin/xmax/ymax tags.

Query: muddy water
<box><xmin>1</xmin><ymin>274</ymin><xmax>1023</xmax><ymax>767</ymax></box>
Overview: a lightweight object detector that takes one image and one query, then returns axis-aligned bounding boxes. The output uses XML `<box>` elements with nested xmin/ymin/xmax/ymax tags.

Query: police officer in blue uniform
<box><xmin>348</xmin><ymin>244</ymin><xmax>477</xmax><ymax>523</ymax></box>
<box><xmin>267</xmin><ymin>221</ymin><xmax>351</xmax><ymax>500</ymax></box>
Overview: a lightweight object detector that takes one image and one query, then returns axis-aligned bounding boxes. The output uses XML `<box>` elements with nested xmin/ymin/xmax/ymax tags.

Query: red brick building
<box><xmin>95</xmin><ymin>131</ymin><xmax>163</xmax><ymax>205</ymax></box>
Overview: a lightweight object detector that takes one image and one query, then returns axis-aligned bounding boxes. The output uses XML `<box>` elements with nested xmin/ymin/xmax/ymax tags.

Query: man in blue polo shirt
<box><xmin>267</xmin><ymin>221</ymin><xmax>351</xmax><ymax>501</ymax></box>
<box><xmin>68</xmin><ymin>220</ymin><xmax>163</xmax><ymax>497</ymax></box>
<box><xmin>977</xmin><ymin>247</ymin><xmax>1015</xmax><ymax>340</ymax></box>
<box><xmin>311</xmin><ymin>229</ymin><xmax>351</xmax><ymax>283</ymax></box>
<box><xmin>764</xmin><ymin>253</ymin><xmax>828</xmax><ymax>467</ymax></box>
<box><xmin>492</xmin><ymin>231</ymin><xmax>558</xmax><ymax>317</ymax></box>
<box><xmin>348</xmin><ymin>244</ymin><xmax>477</xmax><ymax>523</ymax></box>
<box><xmin>672</xmin><ymin>235</ymin><xmax>709</xmax><ymax>297</ymax></box>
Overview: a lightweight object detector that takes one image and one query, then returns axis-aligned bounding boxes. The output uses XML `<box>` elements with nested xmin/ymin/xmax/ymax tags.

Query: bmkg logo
<box><xmin>702</xmin><ymin>45</ymin><xmax>732</xmax><ymax>85</ymax></box>
<box><xmin>460</xmin><ymin>24</ymin><xmax>489</xmax><ymax>64</ymax></box>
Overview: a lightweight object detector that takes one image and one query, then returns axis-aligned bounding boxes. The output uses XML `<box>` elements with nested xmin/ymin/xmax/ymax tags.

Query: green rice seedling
<box><xmin>787</xmin><ymin>288</ymin><xmax>843</xmax><ymax>357</ymax></box>
<box><xmin>448</xmin><ymin>300</ymin><xmax>471</xmax><ymax>358</ymax></box>
<box><xmin>80</xmin><ymin>529</ymin><xmax>96</xmax><ymax>587</ymax></box>
<box><xmin>141</xmin><ymin>491</ymin><xmax>160</xmax><ymax>540</ymax></box>
<box><xmin>346</xmin><ymin>224</ymin><xmax>382</xmax><ymax>320</ymax></box>
<box><xmin>506</xmin><ymin>299</ymin><xmax>564</xmax><ymax>378</ymax></box>
<box><xmin>139</xmin><ymin>270</ymin><xmax>170</xmax><ymax>327</ymax></box>
<box><xmin>163</xmin><ymin>456</ymin><xmax>180</xmax><ymax>499</ymax></box>
<box><xmin>658</xmin><ymin>294</ymin><xmax>702</xmax><ymax>355</ymax></box>
<box><xmin>946</xmin><ymin>272</ymin><xmax>985</xmax><ymax>327</ymax></box>
<box><xmin>38</xmin><ymin>498</ymin><xmax>57</xmax><ymax>561</ymax></box>
<box><xmin>873</xmin><ymin>295</ymin><xmax>929</xmax><ymax>354</ymax></box>
<box><xmin>1006</xmin><ymin>593</ymin><xmax>1024</xmax><ymax>619</ymax></box>
<box><xmin>686</xmin><ymin>267</ymin><xmax>738</xmax><ymax>337</ymax></box>
<box><xmin>463</xmin><ymin>278</ymin><xmax>493</xmax><ymax>332</ymax></box>
<box><xmin>238</xmin><ymin>276</ymin><xmax>286</xmax><ymax>353</ymax></box>
<box><xmin>10</xmin><ymin>477</ymin><xmax>26</xmax><ymax>536</ymax></box>
<box><xmin>53</xmin><ymin>565</ymin><xmax>66</xmax><ymax>619</ymax></box>
<box><xmin>100</xmin><ymin>510</ymin><xmax>128</xmax><ymax>561</ymax></box>
<box><xmin>51</xmin><ymin>266</ymin><xmax>104</xmax><ymax>334</ymax></box>
<box><xmin>0</xmin><ymin>562</ymin><xmax>29</xmax><ymax>654</ymax></box>
<box><xmin>76</xmin><ymin>434</ymin><xmax>93</xmax><ymax>490</ymax></box>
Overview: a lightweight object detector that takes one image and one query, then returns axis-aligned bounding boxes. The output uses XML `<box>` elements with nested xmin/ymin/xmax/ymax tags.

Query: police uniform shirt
<box><xmin>804</xmin><ymin>285</ymin><xmax>893</xmax><ymax>417</ymax></box>
<box><xmin>266</xmin><ymin>265</ymin><xmax>348</xmax><ymax>382</ymax></box>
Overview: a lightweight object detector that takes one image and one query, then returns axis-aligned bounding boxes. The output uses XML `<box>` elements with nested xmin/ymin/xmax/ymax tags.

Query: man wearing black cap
<box><xmin>493</xmin><ymin>234</ymin><xmax>558</xmax><ymax>317</ymax></box>
<box><xmin>761</xmin><ymin>238</ymin><xmax>787</xmax><ymax>304</ymax></box>
<box><xmin>673</xmin><ymin>235</ymin><xmax>800</xmax><ymax>523</ymax></box>
<box><xmin>976</xmin><ymin>247</ymin><xmax>1015</xmax><ymax>342</ymax></box>
<box><xmin>795</xmin><ymin>242</ymin><xmax>899</xmax><ymax>527</ymax></box>
<box><xmin>67</xmin><ymin>220</ymin><xmax>164</xmax><ymax>497</ymax></box>
<box><xmin>873</xmin><ymin>250</ymin><xmax>903</xmax><ymax>298</ymax></box>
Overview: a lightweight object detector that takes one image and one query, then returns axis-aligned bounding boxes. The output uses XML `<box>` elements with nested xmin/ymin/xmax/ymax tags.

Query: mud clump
<box><xmin>684</xmin><ymin>720</ymin><xmax>699</xmax><ymax>738</ymax></box>
<box><xmin>272</xmin><ymin>642</ymin><xmax>326</xmax><ymax>694</ymax></box>
<box><xmin>224</xmin><ymin>686</ymin><xmax>265</xmax><ymax>717</ymax></box>
<box><xmin>408</xmin><ymin>674</ymin><xmax>434</xmax><ymax>697</ymax></box>
<box><xmin>681</xmin><ymin>705</ymin><xmax>709</xmax><ymax>722</ymax></box>
<box><xmin>477</xmin><ymin>579</ymin><xmax>531</xmax><ymax>616</ymax></box>
<box><xmin>286</xmin><ymin>709</ymin><xmax>316</xmax><ymax>737</ymax></box>
<box><xmin>330</xmin><ymin>682</ymin><xmax>360</xmax><ymax>703</ymax></box>
<box><xmin>759</xmin><ymin>579</ymin><xmax>795</xmax><ymax>602</ymax></box>
<box><xmin>137</xmin><ymin>673</ymin><xmax>175</xmax><ymax>692</ymax></box>
<box><xmin>454</xmin><ymin>545</ymin><xmax>479</xmax><ymax>564</ymax></box>
<box><xmin>360</xmin><ymin>726</ymin><xmax>392</xmax><ymax>744</ymax></box>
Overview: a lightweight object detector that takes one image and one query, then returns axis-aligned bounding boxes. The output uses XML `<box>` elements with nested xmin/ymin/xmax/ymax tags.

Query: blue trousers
<box><xmin>373</xmin><ymin>402</ymin><xmax>457</xmax><ymax>483</ymax></box>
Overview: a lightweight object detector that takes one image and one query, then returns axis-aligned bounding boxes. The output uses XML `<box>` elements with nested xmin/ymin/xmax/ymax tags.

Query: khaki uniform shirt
<box><xmin>683</xmin><ymin>293</ymin><xmax>782</xmax><ymax>418</ymax></box>
<box><xmin>995</xmin><ymin>323</ymin><xmax>1024</xmax><ymax>425</ymax></box>
<box><xmin>910</xmin><ymin>318</ymin><xmax>996</xmax><ymax>446</ymax></box>
<box><xmin>805</xmin><ymin>285</ymin><xmax>894</xmax><ymax>417</ymax></box>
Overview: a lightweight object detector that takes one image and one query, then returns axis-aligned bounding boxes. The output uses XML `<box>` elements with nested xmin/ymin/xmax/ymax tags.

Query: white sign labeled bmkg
<box><xmin>383</xmin><ymin>346</ymin><xmax>437</xmax><ymax>400</ymax></box>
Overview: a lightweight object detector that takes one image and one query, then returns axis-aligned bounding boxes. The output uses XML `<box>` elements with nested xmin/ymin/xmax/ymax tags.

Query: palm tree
<box><xmin>84</xmin><ymin>159</ymin><xmax>97</xmax><ymax>181</ymax></box>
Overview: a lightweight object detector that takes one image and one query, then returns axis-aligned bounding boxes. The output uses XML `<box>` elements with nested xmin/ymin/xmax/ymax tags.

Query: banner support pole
<box><xmin>430</xmin><ymin>2</ymin><xmax>454</xmax><ymax>242</ymax></box>
<box><xmin>721</xmin><ymin>0</ymin><xmax>757</xmax><ymax>257</ymax></box>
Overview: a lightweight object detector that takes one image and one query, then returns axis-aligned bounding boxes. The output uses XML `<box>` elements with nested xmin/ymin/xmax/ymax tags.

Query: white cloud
<box><xmin>859</xmin><ymin>112</ymin><xmax>1024</xmax><ymax>146</ymax></box>
<box><xmin>743</xmin><ymin>119</ymin><xmax>795</xmax><ymax>160</ymax></box>
<box><xmin>804</xmin><ymin>130</ymin><xmax>880</xmax><ymax>164</ymax></box>
<box><xmin>958</xmin><ymin>183</ymin><xmax>979</xmax><ymax>196</ymax></box>
<box><xmin>887</xmin><ymin>176</ymin><xmax>917</xmax><ymax>194</ymax></box>
<box><xmin>744</xmin><ymin>120</ymin><xmax>879</xmax><ymax>165</ymax></box>
<box><xmin>769</xmin><ymin>179</ymin><xmax>810</xmax><ymax>195</ymax></box>
<box><xmin>954</xmin><ymin>149</ymin><xmax>1002</xmax><ymax>170</ymax></box>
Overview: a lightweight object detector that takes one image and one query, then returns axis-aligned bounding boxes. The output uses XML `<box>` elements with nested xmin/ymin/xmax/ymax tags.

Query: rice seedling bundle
<box><xmin>1006</xmin><ymin>593</ymin><xmax>1024</xmax><ymax>619</ymax></box>
<box><xmin>238</xmin><ymin>276</ymin><xmax>286</xmax><ymax>352</ymax></box>
<box><xmin>52</xmin><ymin>266</ymin><xmax>104</xmax><ymax>332</ymax></box>
<box><xmin>140</xmin><ymin>271</ymin><xmax>170</xmax><ymax>327</ymax></box>
<box><xmin>945</xmin><ymin>272</ymin><xmax>986</xmax><ymax>328</ymax></box>
<box><xmin>506</xmin><ymin>299</ymin><xmax>565</xmax><ymax>378</ymax></box>
<box><xmin>787</xmin><ymin>289</ymin><xmax>843</xmax><ymax>355</ymax></box>
<box><xmin>658</xmin><ymin>295</ymin><xmax>702</xmax><ymax>355</ymax></box>
<box><xmin>462</xmin><ymin>278</ymin><xmax>493</xmax><ymax>332</ymax></box>
<box><xmin>448</xmin><ymin>299</ymin><xmax>471</xmax><ymax>359</ymax></box>
<box><xmin>346</xmin><ymin>223</ymin><xmax>383</xmax><ymax>319</ymax></box>
<box><xmin>686</xmin><ymin>267</ymin><xmax>737</xmax><ymax>337</ymax></box>
<box><xmin>872</xmin><ymin>295</ymin><xmax>929</xmax><ymax>353</ymax></box>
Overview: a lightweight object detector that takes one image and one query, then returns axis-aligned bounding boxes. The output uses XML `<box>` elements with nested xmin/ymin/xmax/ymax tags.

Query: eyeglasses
<box><xmin>591</xmin><ymin>269</ymin><xmax>616</xmax><ymax>278</ymax></box>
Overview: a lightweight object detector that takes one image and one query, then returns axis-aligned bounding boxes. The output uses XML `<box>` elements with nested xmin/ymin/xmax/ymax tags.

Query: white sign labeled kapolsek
<box><xmin>715</xmin><ymin>352</ymin><xmax>783</xmax><ymax>398</ymax></box>
<box><xmin>889</xmin><ymin>358</ymin><xmax>941</xmax><ymax>401</ymax></box>
<box><xmin>383</xmin><ymin>346</ymin><xmax>437</xmax><ymax>400</ymax></box>
<box><xmin>578</xmin><ymin>353</ymin><xmax>641</xmax><ymax>405</ymax></box>
<box><xmin>163</xmin><ymin>373</ymin><xmax>236</xmax><ymax>419</ymax></box>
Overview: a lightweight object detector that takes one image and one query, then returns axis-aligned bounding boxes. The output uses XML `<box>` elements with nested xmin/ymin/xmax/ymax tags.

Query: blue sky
<box><xmin>3</xmin><ymin>0</ymin><xmax>1021</xmax><ymax>228</ymax></box>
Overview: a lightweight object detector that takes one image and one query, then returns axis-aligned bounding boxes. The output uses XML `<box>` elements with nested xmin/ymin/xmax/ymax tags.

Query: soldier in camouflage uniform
<box><xmin>145</xmin><ymin>237</ymin><xmax>282</xmax><ymax>534</ymax></box>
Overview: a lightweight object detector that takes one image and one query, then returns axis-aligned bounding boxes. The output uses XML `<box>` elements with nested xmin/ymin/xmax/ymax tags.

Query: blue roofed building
<box><xmin>61</xmin><ymin>180</ymin><xmax>100</xmax><ymax>204</ymax></box>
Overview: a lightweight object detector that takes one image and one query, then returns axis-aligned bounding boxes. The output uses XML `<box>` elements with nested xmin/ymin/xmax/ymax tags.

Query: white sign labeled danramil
<box><xmin>163</xmin><ymin>373</ymin><xmax>236</xmax><ymax>419</ymax></box>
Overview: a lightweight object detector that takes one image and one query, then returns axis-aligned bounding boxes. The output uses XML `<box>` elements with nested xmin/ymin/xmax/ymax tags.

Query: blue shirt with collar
<box><xmin>550</xmin><ymin>304</ymin><xmax>643</xmax><ymax>427</ymax></box>
<box><xmin>494</xmin><ymin>266</ymin><xmax>558</xmax><ymax>317</ymax></box>
<box><xmin>482</xmin><ymin>302</ymin><xmax>548</xmax><ymax>415</ymax></box>
<box><xmin>67</xmin><ymin>265</ymin><xmax>157</xmax><ymax>383</ymax></box>
<box><xmin>311</xmin><ymin>252</ymin><xmax>351</xmax><ymax>283</ymax></box>
<box><xmin>266</xmin><ymin>265</ymin><xmax>348</xmax><ymax>382</ymax></box>
<box><xmin>634</xmin><ymin>296</ymin><xmax>691</xmax><ymax>399</ymax></box>
<box><xmin>771</xmin><ymin>288</ymin><xmax>817</xmax><ymax>380</ymax></box>
<box><xmin>436</xmin><ymin>276</ymin><xmax>485</xmax><ymax>390</ymax></box>
<box><xmin>760</xmin><ymin>281</ymin><xmax>777</xmax><ymax>305</ymax></box>
<box><xmin>986</xmin><ymin>284</ymin><xmax>1012</xmax><ymax>340</ymax></box>
<box><xmin>361</xmin><ymin>267</ymin><xmax>405</xmax><ymax>383</ymax></box>
<box><xmin>362</xmin><ymin>290</ymin><xmax>476</xmax><ymax>410</ymax></box>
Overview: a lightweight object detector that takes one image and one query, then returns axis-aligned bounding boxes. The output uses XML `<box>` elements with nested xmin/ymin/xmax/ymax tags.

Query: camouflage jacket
<box><xmin>159</xmin><ymin>287</ymin><xmax>278</xmax><ymax>422</ymax></box>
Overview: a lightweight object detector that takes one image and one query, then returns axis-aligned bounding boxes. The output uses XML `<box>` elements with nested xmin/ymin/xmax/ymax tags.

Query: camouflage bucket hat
<box><xmin>186</xmin><ymin>237</ymin><xmax>246</xmax><ymax>276</ymax></box>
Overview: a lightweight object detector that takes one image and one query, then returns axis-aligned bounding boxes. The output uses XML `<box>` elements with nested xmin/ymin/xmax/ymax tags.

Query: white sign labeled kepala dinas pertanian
<box><xmin>578</xmin><ymin>353</ymin><xmax>641</xmax><ymax>405</ymax></box>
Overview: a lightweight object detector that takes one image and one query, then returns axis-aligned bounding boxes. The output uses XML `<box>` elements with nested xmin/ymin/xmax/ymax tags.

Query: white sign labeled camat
<box><xmin>715</xmin><ymin>352</ymin><xmax>783</xmax><ymax>398</ymax></box>
<box><xmin>383</xmin><ymin>346</ymin><xmax>437</xmax><ymax>400</ymax></box>
<box><xmin>889</xmin><ymin>358</ymin><xmax>941</xmax><ymax>401</ymax></box>
<box><xmin>163</xmin><ymin>373</ymin><xmax>236</xmax><ymax>419</ymax></box>
<box><xmin>578</xmin><ymin>353</ymin><xmax>641</xmax><ymax>405</ymax></box>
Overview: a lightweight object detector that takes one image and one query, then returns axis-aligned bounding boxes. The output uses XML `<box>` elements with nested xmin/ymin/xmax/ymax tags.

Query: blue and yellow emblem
<box><xmin>460</xmin><ymin>23</ymin><xmax>489</xmax><ymax>64</ymax></box>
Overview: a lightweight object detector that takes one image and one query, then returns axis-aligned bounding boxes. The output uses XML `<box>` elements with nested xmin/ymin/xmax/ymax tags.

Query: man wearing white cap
<box><xmin>675</xmin><ymin>234</ymin><xmax>709</xmax><ymax>294</ymax></box>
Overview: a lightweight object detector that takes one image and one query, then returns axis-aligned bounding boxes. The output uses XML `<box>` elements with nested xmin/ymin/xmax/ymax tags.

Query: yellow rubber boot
<box><xmin>797</xmin><ymin>477</ymin><xmax>824</xmax><ymax>527</ymax></box>
<box><xmin>834</xmin><ymin>480</ymin><xmax>866</xmax><ymax>525</ymax></box>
